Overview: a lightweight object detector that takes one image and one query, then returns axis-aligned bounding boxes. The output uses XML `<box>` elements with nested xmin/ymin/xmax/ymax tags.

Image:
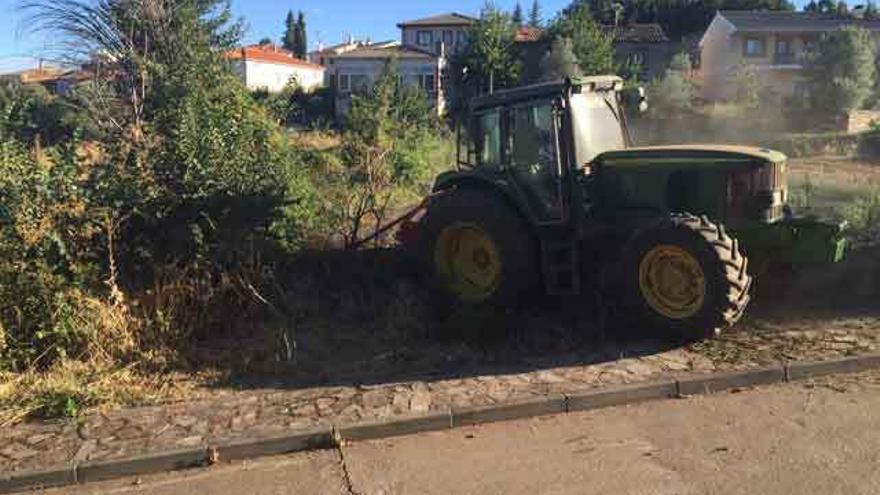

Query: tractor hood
<box><xmin>598</xmin><ymin>145</ymin><xmax>787</xmax><ymax>166</ymax></box>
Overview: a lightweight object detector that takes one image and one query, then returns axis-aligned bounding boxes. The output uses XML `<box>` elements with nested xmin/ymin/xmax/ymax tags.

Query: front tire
<box><xmin>621</xmin><ymin>214</ymin><xmax>752</xmax><ymax>338</ymax></box>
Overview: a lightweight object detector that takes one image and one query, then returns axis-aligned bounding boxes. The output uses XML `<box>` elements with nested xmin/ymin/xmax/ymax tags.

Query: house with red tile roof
<box><xmin>228</xmin><ymin>44</ymin><xmax>325</xmax><ymax>93</ymax></box>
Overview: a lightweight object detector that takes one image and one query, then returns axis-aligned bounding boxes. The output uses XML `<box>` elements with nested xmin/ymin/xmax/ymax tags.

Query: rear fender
<box><xmin>431</xmin><ymin>172</ymin><xmax>539</xmax><ymax>228</ymax></box>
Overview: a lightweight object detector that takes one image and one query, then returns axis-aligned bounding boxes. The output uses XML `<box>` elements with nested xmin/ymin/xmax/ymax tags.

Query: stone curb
<box><xmin>76</xmin><ymin>448</ymin><xmax>207</xmax><ymax>485</ymax></box>
<box><xmin>786</xmin><ymin>353</ymin><xmax>880</xmax><ymax>382</ymax></box>
<box><xmin>336</xmin><ymin>410</ymin><xmax>452</xmax><ymax>442</ymax></box>
<box><xmin>452</xmin><ymin>395</ymin><xmax>567</xmax><ymax>428</ymax></box>
<box><xmin>567</xmin><ymin>380</ymin><xmax>678</xmax><ymax>412</ymax></box>
<box><xmin>0</xmin><ymin>465</ymin><xmax>75</xmax><ymax>494</ymax></box>
<box><xmin>677</xmin><ymin>367</ymin><xmax>786</xmax><ymax>396</ymax></box>
<box><xmin>214</xmin><ymin>425</ymin><xmax>335</xmax><ymax>463</ymax></box>
<box><xmin>5</xmin><ymin>351</ymin><xmax>880</xmax><ymax>494</ymax></box>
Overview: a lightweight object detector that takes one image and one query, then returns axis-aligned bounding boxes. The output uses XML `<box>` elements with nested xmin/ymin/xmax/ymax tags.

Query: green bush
<box><xmin>0</xmin><ymin>82</ymin><xmax>79</xmax><ymax>146</ymax></box>
<box><xmin>842</xmin><ymin>191</ymin><xmax>880</xmax><ymax>235</ymax></box>
<box><xmin>1</xmin><ymin>0</ymin><xmax>322</xmax><ymax>375</ymax></box>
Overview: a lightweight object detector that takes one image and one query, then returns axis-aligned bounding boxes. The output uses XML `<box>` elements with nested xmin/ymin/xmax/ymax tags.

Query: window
<box><xmin>626</xmin><ymin>49</ymin><xmax>648</xmax><ymax>78</ymax></box>
<box><xmin>350</xmin><ymin>74</ymin><xmax>369</xmax><ymax>92</ymax></box>
<box><xmin>774</xmin><ymin>39</ymin><xmax>795</xmax><ymax>64</ymax></box>
<box><xmin>419</xmin><ymin>73</ymin><xmax>436</xmax><ymax>93</ymax></box>
<box><xmin>775</xmin><ymin>39</ymin><xmax>792</xmax><ymax>54</ymax></box>
<box><xmin>479</xmin><ymin>110</ymin><xmax>502</xmax><ymax>167</ymax></box>
<box><xmin>339</xmin><ymin>74</ymin><xmax>368</xmax><ymax>93</ymax></box>
<box><xmin>338</xmin><ymin>74</ymin><xmax>350</xmax><ymax>92</ymax></box>
<box><xmin>457</xmin><ymin>31</ymin><xmax>469</xmax><ymax>46</ymax></box>
<box><xmin>507</xmin><ymin>101</ymin><xmax>563</xmax><ymax>220</ymax></box>
<box><xmin>803</xmin><ymin>37</ymin><xmax>819</xmax><ymax>54</ymax></box>
<box><xmin>743</xmin><ymin>37</ymin><xmax>766</xmax><ymax>57</ymax></box>
<box><xmin>570</xmin><ymin>92</ymin><xmax>625</xmax><ymax>165</ymax></box>
<box><xmin>417</xmin><ymin>31</ymin><xmax>433</xmax><ymax>46</ymax></box>
<box><xmin>443</xmin><ymin>30</ymin><xmax>455</xmax><ymax>46</ymax></box>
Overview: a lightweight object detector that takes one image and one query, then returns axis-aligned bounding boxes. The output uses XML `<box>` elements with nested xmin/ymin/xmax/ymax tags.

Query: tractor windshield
<box><xmin>570</xmin><ymin>91</ymin><xmax>626</xmax><ymax>167</ymax></box>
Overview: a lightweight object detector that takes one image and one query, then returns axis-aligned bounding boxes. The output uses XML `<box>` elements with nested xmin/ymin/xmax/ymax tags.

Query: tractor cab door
<box><xmin>503</xmin><ymin>99</ymin><xmax>566</xmax><ymax>224</ymax></box>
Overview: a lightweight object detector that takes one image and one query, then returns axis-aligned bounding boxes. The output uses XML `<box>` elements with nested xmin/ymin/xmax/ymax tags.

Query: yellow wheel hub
<box><xmin>638</xmin><ymin>245</ymin><xmax>706</xmax><ymax>319</ymax></box>
<box><xmin>434</xmin><ymin>223</ymin><xmax>501</xmax><ymax>302</ymax></box>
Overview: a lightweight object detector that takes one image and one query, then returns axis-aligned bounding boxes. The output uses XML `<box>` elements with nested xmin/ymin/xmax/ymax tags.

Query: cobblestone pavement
<box><xmin>2</xmin><ymin>311</ymin><xmax>879</xmax><ymax>475</ymax></box>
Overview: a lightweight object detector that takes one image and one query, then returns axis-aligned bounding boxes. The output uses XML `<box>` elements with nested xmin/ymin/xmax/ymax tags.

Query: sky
<box><xmin>0</xmin><ymin>0</ymin><xmax>809</xmax><ymax>73</ymax></box>
<box><xmin>0</xmin><ymin>0</ymin><xmax>569</xmax><ymax>73</ymax></box>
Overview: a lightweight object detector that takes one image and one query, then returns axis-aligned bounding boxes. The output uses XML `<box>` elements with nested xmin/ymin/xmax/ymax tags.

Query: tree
<box><xmin>258</xmin><ymin>37</ymin><xmax>272</xmax><ymax>45</ymax></box>
<box><xmin>458</xmin><ymin>3</ymin><xmax>522</xmax><ymax>95</ymax></box>
<box><xmin>283</xmin><ymin>10</ymin><xmax>296</xmax><ymax>52</ymax></box>
<box><xmin>513</xmin><ymin>2</ymin><xmax>524</xmax><ymax>25</ymax></box>
<box><xmin>731</xmin><ymin>63</ymin><xmax>761</xmax><ymax>109</ymax></box>
<box><xmin>19</xmin><ymin>0</ymin><xmax>317</xmax><ymax>350</ymax></box>
<box><xmin>337</xmin><ymin>58</ymin><xmax>439</xmax><ymax>245</ymax></box>
<box><xmin>669</xmin><ymin>52</ymin><xmax>692</xmax><ymax>72</ymax></box>
<box><xmin>548</xmin><ymin>3</ymin><xmax>615</xmax><ymax>76</ymax></box>
<box><xmin>817</xmin><ymin>0</ymin><xmax>837</xmax><ymax>13</ymax></box>
<box><xmin>528</xmin><ymin>0</ymin><xmax>542</xmax><ymax>27</ymax></box>
<box><xmin>806</xmin><ymin>26</ymin><xmax>876</xmax><ymax>114</ymax></box>
<box><xmin>540</xmin><ymin>37</ymin><xmax>582</xmax><ymax>81</ymax></box>
<box><xmin>647</xmin><ymin>52</ymin><xmax>696</xmax><ymax>118</ymax></box>
<box><xmin>294</xmin><ymin>11</ymin><xmax>307</xmax><ymax>59</ymax></box>
<box><xmin>866</xmin><ymin>1</ymin><xmax>880</xmax><ymax>19</ymax></box>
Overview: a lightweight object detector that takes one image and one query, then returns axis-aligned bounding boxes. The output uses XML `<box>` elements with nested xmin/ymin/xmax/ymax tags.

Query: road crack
<box><xmin>335</xmin><ymin>433</ymin><xmax>363</xmax><ymax>495</ymax></box>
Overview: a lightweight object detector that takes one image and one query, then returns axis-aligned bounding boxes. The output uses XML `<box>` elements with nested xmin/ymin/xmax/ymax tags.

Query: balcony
<box><xmin>772</xmin><ymin>52</ymin><xmax>801</xmax><ymax>67</ymax></box>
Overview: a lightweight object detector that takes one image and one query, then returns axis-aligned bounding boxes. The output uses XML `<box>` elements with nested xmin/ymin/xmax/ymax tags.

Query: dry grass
<box><xmin>290</xmin><ymin>130</ymin><xmax>341</xmax><ymax>151</ymax></box>
<box><xmin>0</xmin><ymin>360</ymin><xmax>208</xmax><ymax>427</ymax></box>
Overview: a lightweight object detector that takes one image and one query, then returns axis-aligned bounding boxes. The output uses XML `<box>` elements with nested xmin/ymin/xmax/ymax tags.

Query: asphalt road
<box><xmin>41</xmin><ymin>372</ymin><xmax>880</xmax><ymax>495</ymax></box>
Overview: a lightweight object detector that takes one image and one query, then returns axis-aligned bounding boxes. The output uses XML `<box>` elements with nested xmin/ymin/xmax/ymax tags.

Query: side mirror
<box><xmin>621</xmin><ymin>86</ymin><xmax>648</xmax><ymax>113</ymax></box>
<box><xmin>636</xmin><ymin>86</ymin><xmax>648</xmax><ymax>113</ymax></box>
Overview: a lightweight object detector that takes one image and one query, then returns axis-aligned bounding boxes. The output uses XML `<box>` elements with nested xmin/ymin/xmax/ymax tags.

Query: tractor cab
<box><xmin>452</xmin><ymin>76</ymin><xmax>631</xmax><ymax>226</ymax></box>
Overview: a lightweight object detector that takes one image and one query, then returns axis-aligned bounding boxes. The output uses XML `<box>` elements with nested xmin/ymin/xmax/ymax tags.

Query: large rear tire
<box><xmin>421</xmin><ymin>188</ymin><xmax>538</xmax><ymax>307</ymax></box>
<box><xmin>621</xmin><ymin>214</ymin><xmax>752</xmax><ymax>338</ymax></box>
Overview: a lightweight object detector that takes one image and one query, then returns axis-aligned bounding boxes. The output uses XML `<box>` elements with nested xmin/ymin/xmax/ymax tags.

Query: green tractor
<box><xmin>404</xmin><ymin>76</ymin><xmax>846</xmax><ymax>337</ymax></box>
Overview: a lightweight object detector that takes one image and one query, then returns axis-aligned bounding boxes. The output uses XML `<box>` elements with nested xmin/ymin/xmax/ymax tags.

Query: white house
<box><xmin>229</xmin><ymin>44</ymin><xmax>325</xmax><ymax>93</ymax></box>
<box><xmin>326</xmin><ymin>42</ymin><xmax>445</xmax><ymax>118</ymax></box>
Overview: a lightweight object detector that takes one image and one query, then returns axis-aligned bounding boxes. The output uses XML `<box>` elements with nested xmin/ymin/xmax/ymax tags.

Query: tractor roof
<box><xmin>471</xmin><ymin>75</ymin><xmax>623</xmax><ymax>111</ymax></box>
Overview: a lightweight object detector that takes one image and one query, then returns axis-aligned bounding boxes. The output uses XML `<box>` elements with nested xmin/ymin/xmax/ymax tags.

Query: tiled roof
<box><xmin>397</xmin><ymin>13</ymin><xmax>477</xmax><ymax>28</ymax></box>
<box><xmin>718</xmin><ymin>10</ymin><xmax>880</xmax><ymax>32</ymax></box>
<box><xmin>333</xmin><ymin>43</ymin><xmax>436</xmax><ymax>60</ymax></box>
<box><xmin>228</xmin><ymin>45</ymin><xmax>324</xmax><ymax>69</ymax></box>
<box><xmin>516</xmin><ymin>26</ymin><xmax>544</xmax><ymax>42</ymax></box>
<box><xmin>601</xmin><ymin>23</ymin><xmax>669</xmax><ymax>43</ymax></box>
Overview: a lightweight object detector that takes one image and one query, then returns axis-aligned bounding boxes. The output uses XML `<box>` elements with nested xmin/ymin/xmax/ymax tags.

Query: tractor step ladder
<box><xmin>541</xmin><ymin>239</ymin><xmax>581</xmax><ymax>296</ymax></box>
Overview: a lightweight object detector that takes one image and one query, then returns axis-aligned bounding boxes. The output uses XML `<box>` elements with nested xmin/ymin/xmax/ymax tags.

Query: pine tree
<box><xmin>528</xmin><ymin>0</ymin><xmax>542</xmax><ymax>27</ymax></box>
<box><xmin>283</xmin><ymin>10</ymin><xmax>296</xmax><ymax>52</ymax></box>
<box><xmin>513</xmin><ymin>2</ymin><xmax>524</xmax><ymax>25</ymax></box>
<box><xmin>294</xmin><ymin>11</ymin><xmax>307</xmax><ymax>59</ymax></box>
